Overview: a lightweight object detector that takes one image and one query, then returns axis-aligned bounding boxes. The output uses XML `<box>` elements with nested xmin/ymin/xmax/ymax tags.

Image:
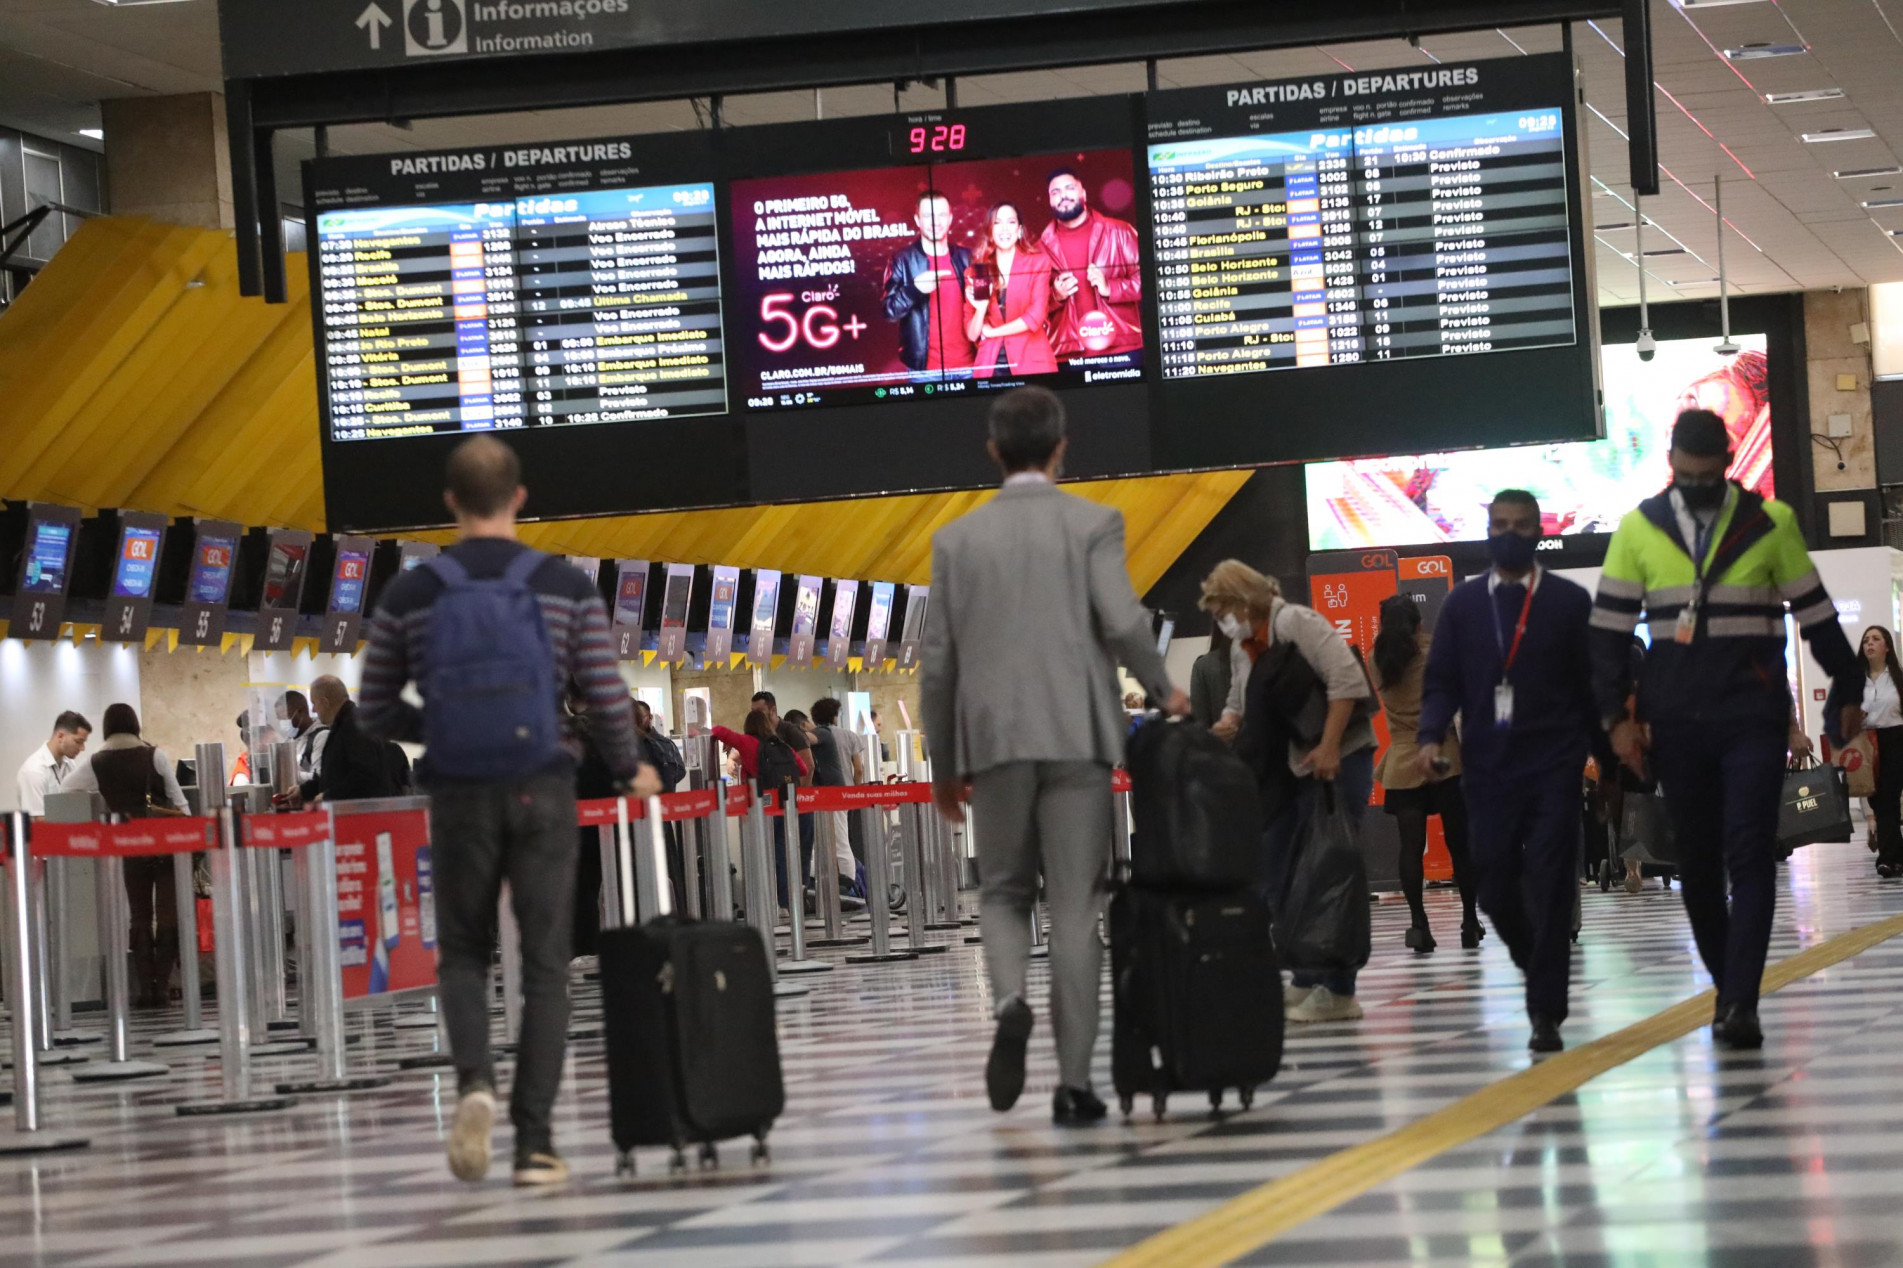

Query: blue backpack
<box><xmin>421</xmin><ymin>549</ymin><xmax>561</xmax><ymax>780</ymax></box>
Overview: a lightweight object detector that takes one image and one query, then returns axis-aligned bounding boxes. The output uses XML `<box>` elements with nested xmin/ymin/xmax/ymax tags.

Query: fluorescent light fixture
<box><xmin>77</xmin><ymin>128</ymin><xmax>103</xmax><ymax>140</ymax></box>
<box><xmin>1643</xmin><ymin>247</ymin><xmax>1687</xmax><ymax>256</ymax></box>
<box><xmin>1597</xmin><ymin>221</ymin><xmax>1635</xmax><ymax>230</ymax></box>
<box><xmin>1865</xmin><ymin>198</ymin><xmax>1903</xmax><ymax>209</ymax></box>
<box><xmin>1803</xmin><ymin>128</ymin><xmax>1877</xmax><ymax>142</ymax></box>
<box><xmin>1765</xmin><ymin>88</ymin><xmax>1844</xmax><ymax>104</ymax></box>
<box><xmin>1837</xmin><ymin>166</ymin><xmax>1903</xmax><ymax>179</ymax></box>
<box><xmin>1724</xmin><ymin>42</ymin><xmax>1808</xmax><ymax>59</ymax></box>
<box><xmin>89</xmin><ymin>0</ymin><xmax>198</xmax><ymax>6</ymax></box>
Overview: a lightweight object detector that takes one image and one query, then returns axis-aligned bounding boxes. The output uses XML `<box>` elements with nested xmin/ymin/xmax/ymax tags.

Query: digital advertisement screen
<box><xmin>613</xmin><ymin>562</ymin><xmax>650</xmax><ymax>628</ymax></box>
<box><xmin>19</xmin><ymin>522</ymin><xmax>73</xmax><ymax>595</ymax></box>
<box><xmin>829</xmin><ymin>579</ymin><xmax>858</xmax><ymax>642</ymax></box>
<box><xmin>748</xmin><ymin>568</ymin><xmax>782</xmax><ymax>663</ymax></box>
<box><xmin>708</xmin><ymin>566</ymin><xmax>739</xmax><ymax>632</ymax></box>
<box><xmin>730</xmin><ymin>145</ymin><xmax>1143</xmax><ymax>408</ymax></box>
<box><xmin>1306</xmin><ymin>334</ymin><xmax>1771</xmax><ymax>549</ymax></box>
<box><xmin>329</xmin><ymin>548</ymin><xmax>373</xmax><ymax>614</ymax></box>
<box><xmin>660</xmin><ymin>567</ymin><xmax>693</xmax><ymax>628</ymax></box>
<box><xmin>315</xmin><ymin>182</ymin><xmax>725</xmax><ymax>441</ymax></box>
<box><xmin>261</xmin><ymin>541</ymin><xmax>309</xmax><ymax>609</ymax></box>
<box><xmin>111</xmin><ymin>526</ymin><xmax>163</xmax><ymax>599</ymax></box>
<box><xmin>866</xmin><ymin>581</ymin><xmax>895</xmax><ymax>644</ymax></box>
<box><xmin>791</xmin><ymin>576</ymin><xmax>822</xmax><ymax>637</ymax></box>
<box><xmin>189</xmin><ymin>534</ymin><xmax>239</xmax><ymax>605</ymax></box>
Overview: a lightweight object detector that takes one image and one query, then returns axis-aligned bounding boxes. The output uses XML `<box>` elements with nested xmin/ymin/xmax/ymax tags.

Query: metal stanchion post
<box><xmin>0</xmin><ymin>814</ymin><xmax>88</xmax><ymax>1155</ymax></box>
<box><xmin>70</xmin><ymin>837</ymin><xmax>167</xmax><ymax>1083</ymax></box>
<box><xmin>963</xmin><ymin>803</ymin><xmax>984</xmax><ymax>944</ymax></box>
<box><xmin>177</xmin><ymin>746</ymin><xmax>292</xmax><ymax>1116</ymax></box>
<box><xmin>257</xmin><ymin>742</ymin><xmax>296</xmax><ymax>1034</ymax></box>
<box><xmin>155</xmin><ymin>853</ymin><xmax>217</xmax><ymax>1046</ymax></box>
<box><xmin>778</xmin><ymin>783</ymin><xmax>831</xmax><ymax>977</ymax></box>
<box><xmin>278</xmin><ymin>806</ymin><xmax>389</xmax><ymax>1095</ymax></box>
<box><xmin>25</xmin><ymin>848</ymin><xmax>87</xmax><ymax>1066</ymax></box>
<box><xmin>742</xmin><ymin>783</ymin><xmax>806</xmax><ymax>999</ymax></box>
<box><xmin>598</xmin><ymin>824</ymin><xmax>623</xmax><ymax>931</ymax></box>
<box><xmin>925</xmin><ymin>810</ymin><xmax>960</xmax><ymax>932</ymax></box>
<box><xmin>845</xmin><ymin>803</ymin><xmax>914</xmax><ymax>965</ymax></box>
<box><xmin>807</xmin><ymin>809</ymin><xmax>866</xmax><ymax>949</ymax></box>
<box><xmin>43</xmin><ymin>859</ymin><xmax>89</xmax><ymax>1046</ymax></box>
<box><xmin>706</xmin><ymin>780</ymin><xmax>734</xmax><ymax>921</ymax></box>
<box><xmin>677</xmin><ymin>816</ymin><xmax>702</xmax><ymax>920</ymax></box>
<box><xmin>898</xmin><ymin>804</ymin><xmax>948</xmax><ymax>955</ymax></box>
<box><xmin>629</xmin><ymin>800</ymin><xmax>662</xmax><ymax>922</ymax></box>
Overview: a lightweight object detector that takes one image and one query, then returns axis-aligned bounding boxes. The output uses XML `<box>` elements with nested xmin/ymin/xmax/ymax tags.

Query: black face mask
<box><xmin>1486</xmin><ymin>529</ymin><xmax>1540</xmax><ymax>572</ymax></box>
<box><xmin>1675</xmin><ymin>478</ymin><xmax>1727</xmax><ymax>511</ymax></box>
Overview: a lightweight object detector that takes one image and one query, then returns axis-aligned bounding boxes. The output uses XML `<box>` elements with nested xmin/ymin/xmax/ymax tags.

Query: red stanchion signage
<box><xmin>576</xmin><ymin>790</ymin><xmax>722</xmax><ymax>828</ymax></box>
<box><xmin>32</xmin><ymin>818</ymin><xmax>218</xmax><ymax>857</ymax></box>
<box><xmin>241</xmin><ymin>811</ymin><xmax>331</xmax><ymax>849</ymax></box>
<box><xmin>332</xmin><ymin>808</ymin><xmax>436</xmax><ymax>1001</ymax></box>
<box><xmin>1112</xmin><ymin>769</ymin><xmax>1131</xmax><ymax>795</ymax></box>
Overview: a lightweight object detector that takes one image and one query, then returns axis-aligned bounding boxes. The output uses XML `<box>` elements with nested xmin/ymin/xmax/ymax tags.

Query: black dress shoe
<box><xmin>1460</xmin><ymin>921</ymin><xmax>1484</xmax><ymax>950</ymax></box>
<box><xmin>1713</xmin><ymin>1003</ymin><xmax>1763</xmax><ymax>1050</ymax></box>
<box><xmin>1404</xmin><ymin>925</ymin><xmax>1436</xmax><ymax>954</ymax></box>
<box><xmin>985</xmin><ymin>998</ymin><xmax>1034</xmax><ymax>1112</ymax></box>
<box><xmin>1528</xmin><ymin>1015</ymin><xmax>1564</xmax><ymax>1053</ymax></box>
<box><xmin>1052</xmin><ymin>1085</ymin><xmax>1108</xmax><ymax>1127</ymax></box>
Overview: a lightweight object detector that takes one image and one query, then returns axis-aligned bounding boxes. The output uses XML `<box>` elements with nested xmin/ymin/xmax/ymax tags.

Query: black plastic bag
<box><xmin>1778</xmin><ymin>758</ymin><xmax>1853</xmax><ymax>851</ymax></box>
<box><xmin>1274</xmin><ymin>787</ymin><xmax>1371</xmax><ymax>974</ymax></box>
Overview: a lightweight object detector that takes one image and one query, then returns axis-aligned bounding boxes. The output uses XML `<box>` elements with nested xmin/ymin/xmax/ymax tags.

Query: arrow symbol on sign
<box><xmin>356</xmin><ymin>2</ymin><xmax>393</xmax><ymax>49</ymax></box>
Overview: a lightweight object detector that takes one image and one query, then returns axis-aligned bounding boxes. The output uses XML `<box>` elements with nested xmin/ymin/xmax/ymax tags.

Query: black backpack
<box><xmin>755</xmin><ymin>734</ymin><xmax>803</xmax><ymax>795</ymax></box>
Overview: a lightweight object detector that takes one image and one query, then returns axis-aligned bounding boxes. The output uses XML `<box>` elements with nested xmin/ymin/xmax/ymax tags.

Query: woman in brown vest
<box><xmin>64</xmin><ymin>703</ymin><xmax>190</xmax><ymax>1008</ymax></box>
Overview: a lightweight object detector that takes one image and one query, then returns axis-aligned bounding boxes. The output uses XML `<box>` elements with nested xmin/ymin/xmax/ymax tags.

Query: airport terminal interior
<box><xmin>3</xmin><ymin>0</ymin><xmax>1903</xmax><ymax>1264</ymax></box>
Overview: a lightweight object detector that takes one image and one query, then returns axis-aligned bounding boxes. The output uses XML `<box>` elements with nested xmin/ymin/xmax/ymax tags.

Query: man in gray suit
<box><xmin>922</xmin><ymin>386</ymin><xmax>1187</xmax><ymax>1125</ymax></box>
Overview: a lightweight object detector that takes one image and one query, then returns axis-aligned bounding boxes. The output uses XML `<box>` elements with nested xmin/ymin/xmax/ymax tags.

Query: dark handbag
<box><xmin>1617</xmin><ymin>790</ymin><xmax>1677</xmax><ymax>867</ymax></box>
<box><xmin>1125</xmin><ymin>717</ymin><xmax>1263</xmax><ymax>890</ymax></box>
<box><xmin>1778</xmin><ymin>757</ymin><xmax>1854</xmax><ymax>851</ymax></box>
<box><xmin>1274</xmin><ymin>786</ymin><xmax>1371</xmax><ymax>974</ymax></box>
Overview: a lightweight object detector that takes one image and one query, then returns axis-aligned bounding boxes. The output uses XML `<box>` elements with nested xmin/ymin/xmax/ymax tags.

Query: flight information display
<box><xmin>1147</xmin><ymin>55</ymin><xmax>1577</xmax><ymax>379</ymax></box>
<box><xmin>314</xmin><ymin>180</ymin><xmax>725</xmax><ymax>441</ymax></box>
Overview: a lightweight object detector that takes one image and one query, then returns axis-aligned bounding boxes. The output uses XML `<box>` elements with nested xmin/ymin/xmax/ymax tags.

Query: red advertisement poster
<box><xmin>332</xmin><ymin>807</ymin><xmax>436</xmax><ymax>1001</ymax></box>
<box><xmin>729</xmin><ymin>147</ymin><xmax>1143</xmax><ymax>410</ymax></box>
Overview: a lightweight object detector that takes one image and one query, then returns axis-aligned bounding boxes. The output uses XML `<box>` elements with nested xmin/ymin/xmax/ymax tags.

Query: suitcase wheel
<box><xmin>698</xmin><ymin>1142</ymin><xmax>719</xmax><ymax>1170</ymax></box>
<box><xmin>1208</xmin><ymin>1090</ymin><xmax>1224</xmax><ymax>1114</ymax></box>
<box><xmin>1118</xmin><ymin>1095</ymin><xmax>1134</xmax><ymax>1119</ymax></box>
<box><xmin>1152</xmin><ymin>1094</ymin><xmax>1168</xmax><ymax>1122</ymax></box>
<box><xmin>614</xmin><ymin>1150</ymin><xmax>636</xmax><ymax>1179</ymax></box>
<box><xmin>750</xmin><ymin>1134</ymin><xmax>770</xmax><ymax>1167</ymax></box>
<box><xmin>1238</xmin><ymin>1087</ymin><xmax>1256</xmax><ymax>1111</ymax></box>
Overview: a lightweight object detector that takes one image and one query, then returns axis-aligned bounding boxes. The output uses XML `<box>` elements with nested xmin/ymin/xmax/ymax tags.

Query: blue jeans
<box><xmin>1263</xmin><ymin>748</ymin><xmax>1374</xmax><ymax>998</ymax></box>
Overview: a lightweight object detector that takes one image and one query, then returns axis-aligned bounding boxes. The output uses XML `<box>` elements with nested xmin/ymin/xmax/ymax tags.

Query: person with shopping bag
<box><xmin>1419</xmin><ymin>490</ymin><xmax>1602</xmax><ymax>1055</ymax></box>
<box><xmin>1201</xmin><ymin>560</ymin><xmax>1378</xmax><ymax>1024</ymax></box>
<box><xmin>1826</xmin><ymin>626</ymin><xmax>1903</xmax><ymax>875</ymax></box>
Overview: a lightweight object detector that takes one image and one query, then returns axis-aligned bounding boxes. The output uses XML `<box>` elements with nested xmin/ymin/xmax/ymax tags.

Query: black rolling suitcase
<box><xmin>598</xmin><ymin>797</ymin><xmax>784</xmax><ymax>1176</ymax></box>
<box><xmin>1109</xmin><ymin>884</ymin><xmax>1284</xmax><ymax>1120</ymax></box>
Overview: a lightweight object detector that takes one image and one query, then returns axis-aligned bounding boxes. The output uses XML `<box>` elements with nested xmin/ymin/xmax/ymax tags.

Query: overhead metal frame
<box><xmin>224</xmin><ymin>0</ymin><xmax>1652</xmax><ymax>302</ymax></box>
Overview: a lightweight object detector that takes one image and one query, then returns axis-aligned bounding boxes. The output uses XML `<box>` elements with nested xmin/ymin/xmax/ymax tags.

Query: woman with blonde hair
<box><xmin>1202</xmin><ymin>559</ymin><xmax>1377</xmax><ymax>1024</ymax></box>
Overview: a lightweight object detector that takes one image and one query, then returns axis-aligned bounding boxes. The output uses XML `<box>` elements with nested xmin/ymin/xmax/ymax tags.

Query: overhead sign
<box><xmin>217</xmin><ymin>0</ymin><xmax>1201</xmax><ymax>81</ymax></box>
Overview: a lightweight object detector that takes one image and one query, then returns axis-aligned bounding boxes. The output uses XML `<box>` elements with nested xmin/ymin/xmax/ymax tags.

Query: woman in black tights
<box><xmin>1370</xmin><ymin>595</ymin><xmax>1482</xmax><ymax>952</ymax></box>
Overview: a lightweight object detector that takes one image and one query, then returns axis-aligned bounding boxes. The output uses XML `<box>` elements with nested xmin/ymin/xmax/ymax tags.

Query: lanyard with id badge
<box><xmin>1677</xmin><ymin>516</ymin><xmax>1717</xmax><ymax>646</ymax></box>
<box><xmin>1493</xmin><ymin>572</ymin><xmax>1539</xmax><ymax>728</ymax></box>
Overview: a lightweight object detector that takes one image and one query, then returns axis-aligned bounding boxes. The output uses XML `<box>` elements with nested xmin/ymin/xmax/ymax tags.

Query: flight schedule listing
<box><xmin>315</xmin><ymin>183</ymin><xmax>725</xmax><ymax>441</ymax></box>
<box><xmin>1148</xmin><ymin>62</ymin><xmax>1578</xmax><ymax>381</ymax></box>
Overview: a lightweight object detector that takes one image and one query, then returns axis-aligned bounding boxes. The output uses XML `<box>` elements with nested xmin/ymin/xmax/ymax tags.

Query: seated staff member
<box><xmin>1827</xmin><ymin>626</ymin><xmax>1903</xmax><ymax>876</ymax></box>
<box><xmin>64</xmin><ymin>703</ymin><xmax>191</xmax><ymax>1009</ymax></box>
<box><xmin>1593</xmin><ymin>410</ymin><xmax>1856</xmax><ymax>1051</ymax></box>
<box><xmin>16</xmin><ymin>711</ymin><xmax>90</xmax><ymax>815</ymax></box>
<box><xmin>965</xmin><ymin>203</ymin><xmax>1057</xmax><ymax>379</ymax></box>
<box><xmin>1419</xmin><ymin>490</ymin><xmax>1600</xmax><ymax>1055</ymax></box>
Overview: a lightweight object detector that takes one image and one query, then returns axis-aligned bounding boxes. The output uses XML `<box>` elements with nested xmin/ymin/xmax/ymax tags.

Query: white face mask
<box><xmin>1216</xmin><ymin>613</ymin><xmax>1247</xmax><ymax>640</ymax></box>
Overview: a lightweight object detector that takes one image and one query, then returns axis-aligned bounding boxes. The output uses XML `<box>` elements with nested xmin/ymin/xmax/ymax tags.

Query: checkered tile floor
<box><xmin>5</xmin><ymin>826</ymin><xmax>1903</xmax><ymax>1267</ymax></box>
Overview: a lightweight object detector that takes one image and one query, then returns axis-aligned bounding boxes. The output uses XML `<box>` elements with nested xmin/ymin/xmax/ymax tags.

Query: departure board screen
<box><xmin>315</xmin><ymin>183</ymin><xmax>725</xmax><ymax>440</ymax></box>
<box><xmin>1148</xmin><ymin>60</ymin><xmax>1575</xmax><ymax>378</ymax></box>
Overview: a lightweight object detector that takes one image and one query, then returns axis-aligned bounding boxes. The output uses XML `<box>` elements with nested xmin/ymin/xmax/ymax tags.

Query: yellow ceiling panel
<box><xmin>0</xmin><ymin>215</ymin><xmax>1248</xmax><ymax>595</ymax></box>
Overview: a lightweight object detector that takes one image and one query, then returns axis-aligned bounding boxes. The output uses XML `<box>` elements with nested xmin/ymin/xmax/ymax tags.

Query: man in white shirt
<box><xmin>15</xmin><ymin>711</ymin><xmax>91</xmax><ymax>816</ymax></box>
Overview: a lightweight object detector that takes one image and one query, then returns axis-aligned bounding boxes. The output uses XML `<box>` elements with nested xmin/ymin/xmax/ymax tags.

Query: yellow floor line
<box><xmin>1103</xmin><ymin>910</ymin><xmax>1903</xmax><ymax>1268</ymax></box>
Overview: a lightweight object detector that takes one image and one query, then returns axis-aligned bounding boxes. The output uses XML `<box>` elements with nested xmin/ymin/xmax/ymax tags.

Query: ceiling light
<box><xmin>1837</xmin><ymin>166</ymin><xmax>1903</xmax><ymax>179</ymax></box>
<box><xmin>1803</xmin><ymin>128</ymin><xmax>1877</xmax><ymax>143</ymax></box>
<box><xmin>77</xmin><ymin>128</ymin><xmax>103</xmax><ymax>140</ymax></box>
<box><xmin>1865</xmin><ymin>198</ymin><xmax>1903</xmax><ymax>209</ymax></box>
<box><xmin>1765</xmin><ymin>88</ymin><xmax>1844</xmax><ymax>104</ymax></box>
<box><xmin>1643</xmin><ymin>247</ymin><xmax>1687</xmax><ymax>256</ymax></box>
<box><xmin>1724</xmin><ymin>42</ymin><xmax>1808</xmax><ymax>59</ymax></box>
<box><xmin>1679</xmin><ymin>0</ymin><xmax>1767</xmax><ymax>7</ymax></box>
<box><xmin>1597</xmin><ymin>221</ymin><xmax>1634</xmax><ymax>230</ymax></box>
<box><xmin>89</xmin><ymin>0</ymin><xmax>198</xmax><ymax>6</ymax></box>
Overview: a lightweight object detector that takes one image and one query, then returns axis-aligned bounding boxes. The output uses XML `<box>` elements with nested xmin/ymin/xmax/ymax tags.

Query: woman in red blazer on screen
<box><xmin>963</xmin><ymin>202</ymin><xmax>1058</xmax><ymax>379</ymax></box>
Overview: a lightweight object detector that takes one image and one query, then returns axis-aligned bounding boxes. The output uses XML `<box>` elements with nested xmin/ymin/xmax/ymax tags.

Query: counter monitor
<box><xmin>189</xmin><ymin>534</ymin><xmax>239</xmax><ymax>606</ymax></box>
<box><xmin>112</xmin><ymin>525</ymin><xmax>164</xmax><ymax>599</ymax></box>
<box><xmin>19</xmin><ymin>521</ymin><xmax>74</xmax><ymax>595</ymax></box>
<box><xmin>329</xmin><ymin>547</ymin><xmax>373</xmax><ymax>614</ymax></box>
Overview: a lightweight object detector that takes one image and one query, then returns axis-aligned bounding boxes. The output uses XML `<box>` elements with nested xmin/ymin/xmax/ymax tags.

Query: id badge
<box><xmin>1493</xmin><ymin>682</ymin><xmax>1515</xmax><ymax>729</ymax></box>
<box><xmin>1674</xmin><ymin>602</ymin><xmax>1698</xmax><ymax>645</ymax></box>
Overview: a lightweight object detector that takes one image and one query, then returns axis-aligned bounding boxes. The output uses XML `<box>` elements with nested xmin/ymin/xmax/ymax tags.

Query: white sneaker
<box><xmin>447</xmin><ymin>1087</ymin><xmax>496</xmax><ymax>1182</ymax></box>
<box><xmin>1287</xmin><ymin>986</ymin><xmax>1363</xmax><ymax>1024</ymax></box>
<box><xmin>1283</xmin><ymin>983</ymin><xmax>1312</xmax><ymax>1011</ymax></box>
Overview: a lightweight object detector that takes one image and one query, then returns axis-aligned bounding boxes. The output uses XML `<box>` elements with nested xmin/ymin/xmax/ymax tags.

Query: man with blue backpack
<box><xmin>361</xmin><ymin>435</ymin><xmax>657</xmax><ymax>1187</ymax></box>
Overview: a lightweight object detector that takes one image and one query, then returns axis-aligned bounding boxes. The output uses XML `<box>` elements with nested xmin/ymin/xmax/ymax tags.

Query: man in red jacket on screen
<box><xmin>1039</xmin><ymin>168</ymin><xmax>1143</xmax><ymax>362</ymax></box>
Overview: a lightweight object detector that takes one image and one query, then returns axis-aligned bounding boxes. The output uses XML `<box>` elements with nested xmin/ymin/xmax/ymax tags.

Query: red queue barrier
<box><xmin>31</xmin><ymin>817</ymin><xmax>219</xmax><ymax>859</ymax></box>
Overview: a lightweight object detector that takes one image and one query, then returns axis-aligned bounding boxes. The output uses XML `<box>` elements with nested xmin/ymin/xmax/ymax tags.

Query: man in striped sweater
<box><xmin>361</xmin><ymin>436</ymin><xmax>653</xmax><ymax>1187</ymax></box>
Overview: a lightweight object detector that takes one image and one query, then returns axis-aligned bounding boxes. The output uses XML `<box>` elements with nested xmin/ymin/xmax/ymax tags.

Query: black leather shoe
<box><xmin>1052</xmin><ymin>1085</ymin><xmax>1108</xmax><ymax>1127</ymax></box>
<box><xmin>1528</xmin><ymin>1015</ymin><xmax>1564</xmax><ymax>1054</ymax></box>
<box><xmin>1713</xmin><ymin>1003</ymin><xmax>1763</xmax><ymax>1050</ymax></box>
<box><xmin>985</xmin><ymin>998</ymin><xmax>1034</xmax><ymax>1112</ymax></box>
<box><xmin>1461</xmin><ymin>921</ymin><xmax>1484</xmax><ymax>950</ymax></box>
<box><xmin>1404</xmin><ymin>925</ymin><xmax>1436</xmax><ymax>954</ymax></box>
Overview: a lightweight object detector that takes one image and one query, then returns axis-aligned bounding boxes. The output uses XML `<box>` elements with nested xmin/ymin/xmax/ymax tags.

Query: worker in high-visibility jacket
<box><xmin>1590</xmin><ymin>409</ymin><xmax>1856</xmax><ymax>1051</ymax></box>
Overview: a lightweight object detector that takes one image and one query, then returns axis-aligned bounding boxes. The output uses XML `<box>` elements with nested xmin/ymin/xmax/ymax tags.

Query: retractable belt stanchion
<box><xmin>177</xmin><ymin>743</ymin><xmax>293</xmax><ymax>1117</ymax></box>
<box><xmin>43</xmin><ymin>858</ymin><xmax>92</xmax><ymax>1047</ymax></box>
<box><xmin>775</xmin><ymin>782</ymin><xmax>831</xmax><ymax>977</ymax></box>
<box><xmin>707</xmin><ymin>777</ymin><xmax>734</xmax><ymax>922</ymax></box>
<box><xmin>845</xmin><ymin>797</ymin><xmax>916</xmax><ymax>966</ymax></box>
<box><xmin>263</xmin><ymin>808</ymin><xmax>390</xmax><ymax>1095</ymax></box>
<box><xmin>742</xmin><ymin>782</ymin><xmax>807</xmax><ymax>1000</ymax></box>
<box><xmin>0</xmin><ymin>813</ymin><xmax>88</xmax><ymax>1156</ymax></box>
<box><xmin>897</xmin><ymin>804</ymin><xmax>949</xmax><ymax>955</ymax></box>
<box><xmin>33</xmin><ymin>792</ymin><xmax>101</xmax><ymax>1056</ymax></box>
<box><xmin>925</xmin><ymin>811</ymin><xmax>961</xmax><ymax>932</ymax></box>
<box><xmin>69</xmin><ymin>814</ymin><xmax>169</xmax><ymax>1084</ymax></box>
<box><xmin>156</xmin><ymin>837</ymin><xmax>216</xmax><ymax>1047</ymax></box>
<box><xmin>806</xmin><ymin>804</ymin><xmax>866</xmax><ymax>949</ymax></box>
<box><xmin>258</xmin><ymin>742</ymin><xmax>296</xmax><ymax>1035</ymax></box>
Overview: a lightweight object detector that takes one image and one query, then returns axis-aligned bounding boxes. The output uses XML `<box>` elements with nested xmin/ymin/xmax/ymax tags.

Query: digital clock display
<box><xmin>908</xmin><ymin>124</ymin><xmax>967</xmax><ymax>154</ymax></box>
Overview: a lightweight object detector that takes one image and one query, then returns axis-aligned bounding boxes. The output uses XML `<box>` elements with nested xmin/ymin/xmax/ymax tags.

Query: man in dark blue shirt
<box><xmin>1418</xmin><ymin>490</ymin><xmax>1600</xmax><ymax>1054</ymax></box>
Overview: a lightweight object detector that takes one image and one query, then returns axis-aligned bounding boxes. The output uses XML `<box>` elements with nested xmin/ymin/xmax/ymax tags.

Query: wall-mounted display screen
<box><xmin>261</xmin><ymin>541</ymin><xmax>309</xmax><ymax>609</ymax></box>
<box><xmin>866</xmin><ymin>582</ymin><xmax>895</xmax><ymax>644</ymax></box>
<box><xmin>1307</xmin><ymin>334</ymin><xmax>1770</xmax><ymax>549</ymax></box>
<box><xmin>660</xmin><ymin>567</ymin><xmax>693</xmax><ymax>629</ymax></box>
<box><xmin>730</xmin><ymin>146</ymin><xmax>1142</xmax><ymax>409</ymax></box>
<box><xmin>189</xmin><ymin>533</ymin><xmax>239</xmax><ymax>605</ymax></box>
<box><xmin>329</xmin><ymin>547</ymin><xmax>373</xmax><ymax>613</ymax></box>
<box><xmin>747</xmin><ymin>568</ymin><xmax>782</xmax><ymax>664</ymax></box>
<box><xmin>613</xmin><ymin>561</ymin><xmax>650</xmax><ymax>628</ymax></box>
<box><xmin>112</xmin><ymin>525</ymin><xmax>164</xmax><ymax>599</ymax></box>
<box><xmin>19</xmin><ymin>522</ymin><xmax>74</xmax><ymax>595</ymax></box>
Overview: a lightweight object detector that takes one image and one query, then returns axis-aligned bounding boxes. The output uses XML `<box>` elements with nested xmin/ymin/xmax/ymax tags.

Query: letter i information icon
<box><xmin>404</xmin><ymin>0</ymin><xmax>467</xmax><ymax>56</ymax></box>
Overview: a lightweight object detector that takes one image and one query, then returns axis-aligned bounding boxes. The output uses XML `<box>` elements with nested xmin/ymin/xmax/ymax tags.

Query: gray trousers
<box><xmin>968</xmin><ymin>760</ymin><xmax>1113</xmax><ymax>1089</ymax></box>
